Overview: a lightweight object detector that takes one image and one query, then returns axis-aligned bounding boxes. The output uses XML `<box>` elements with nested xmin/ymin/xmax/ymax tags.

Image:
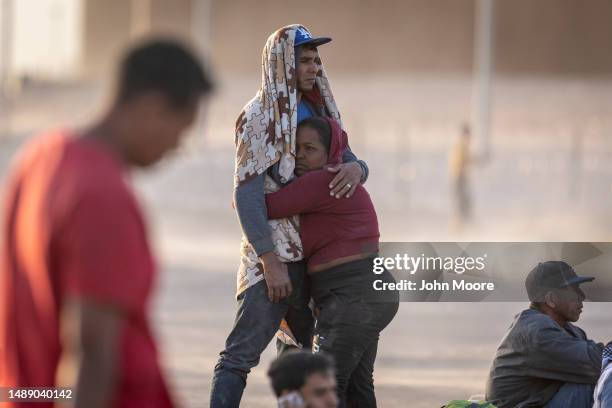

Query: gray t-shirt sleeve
<box><xmin>342</xmin><ymin>147</ymin><xmax>369</xmax><ymax>183</ymax></box>
<box><xmin>234</xmin><ymin>173</ymin><xmax>274</xmax><ymax>256</ymax></box>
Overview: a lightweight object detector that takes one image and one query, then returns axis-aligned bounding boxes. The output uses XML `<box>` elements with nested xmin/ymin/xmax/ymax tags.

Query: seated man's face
<box><xmin>295</xmin><ymin>127</ymin><xmax>328</xmax><ymax>176</ymax></box>
<box><xmin>300</xmin><ymin>370</ymin><xmax>338</xmax><ymax>408</ymax></box>
<box><xmin>553</xmin><ymin>284</ymin><xmax>586</xmax><ymax>322</ymax></box>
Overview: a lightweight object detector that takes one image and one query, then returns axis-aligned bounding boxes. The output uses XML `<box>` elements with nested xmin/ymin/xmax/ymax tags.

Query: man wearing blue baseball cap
<box><xmin>486</xmin><ymin>261</ymin><xmax>607</xmax><ymax>408</ymax></box>
<box><xmin>210</xmin><ymin>25</ymin><xmax>369</xmax><ymax>407</ymax></box>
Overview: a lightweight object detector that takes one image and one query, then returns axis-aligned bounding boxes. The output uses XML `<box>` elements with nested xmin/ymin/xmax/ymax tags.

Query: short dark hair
<box><xmin>267</xmin><ymin>351</ymin><xmax>335</xmax><ymax>397</ymax></box>
<box><xmin>298</xmin><ymin>117</ymin><xmax>331</xmax><ymax>152</ymax></box>
<box><xmin>115</xmin><ymin>39</ymin><xmax>214</xmax><ymax>109</ymax></box>
<box><xmin>297</xmin><ymin>44</ymin><xmax>318</xmax><ymax>52</ymax></box>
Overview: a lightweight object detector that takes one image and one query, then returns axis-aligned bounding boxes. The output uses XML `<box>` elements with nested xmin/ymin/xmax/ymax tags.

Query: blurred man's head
<box><xmin>526</xmin><ymin>261</ymin><xmax>594</xmax><ymax>324</ymax></box>
<box><xmin>110</xmin><ymin>39</ymin><xmax>214</xmax><ymax>167</ymax></box>
<box><xmin>268</xmin><ymin>351</ymin><xmax>338</xmax><ymax>408</ymax></box>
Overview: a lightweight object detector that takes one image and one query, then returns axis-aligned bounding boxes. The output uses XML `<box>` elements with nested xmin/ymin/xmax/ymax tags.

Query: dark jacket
<box><xmin>485</xmin><ymin>307</ymin><xmax>603</xmax><ymax>408</ymax></box>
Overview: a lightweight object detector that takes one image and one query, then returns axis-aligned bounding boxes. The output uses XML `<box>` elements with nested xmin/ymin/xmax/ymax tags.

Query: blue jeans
<box><xmin>544</xmin><ymin>383</ymin><xmax>595</xmax><ymax>408</ymax></box>
<box><xmin>210</xmin><ymin>261</ymin><xmax>313</xmax><ymax>408</ymax></box>
<box><xmin>595</xmin><ymin>370</ymin><xmax>612</xmax><ymax>408</ymax></box>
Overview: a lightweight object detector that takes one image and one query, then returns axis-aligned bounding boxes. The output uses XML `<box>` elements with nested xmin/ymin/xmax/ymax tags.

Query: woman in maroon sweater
<box><xmin>266</xmin><ymin>117</ymin><xmax>399</xmax><ymax>408</ymax></box>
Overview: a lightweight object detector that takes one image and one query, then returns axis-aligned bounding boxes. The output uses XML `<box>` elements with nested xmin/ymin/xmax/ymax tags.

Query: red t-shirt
<box><xmin>0</xmin><ymin>131</ymin><xmax>173</xmax><ymax>408</ymax></box>
<box><xmin>265</xmin><ymin>170</ymin><xmax>379</xmax><ymax>270</ymax></box>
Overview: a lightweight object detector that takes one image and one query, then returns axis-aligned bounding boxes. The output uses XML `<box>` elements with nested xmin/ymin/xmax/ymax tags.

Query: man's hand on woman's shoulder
<box><xmin>325</xmin><ymin>162</ymin><xmax>363</xmax><ymax>199</ymax></box>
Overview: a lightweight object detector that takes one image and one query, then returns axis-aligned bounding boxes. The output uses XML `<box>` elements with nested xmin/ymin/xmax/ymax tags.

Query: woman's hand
<box><xmin>326</xmin><ymin>162</ymin><xmax>363</xmax><ymax>198</ymax></box>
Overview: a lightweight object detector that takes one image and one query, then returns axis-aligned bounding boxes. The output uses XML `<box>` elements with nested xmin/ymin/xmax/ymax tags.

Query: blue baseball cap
<box><xmin>294</xmin><ymin>26</ymin><xmax>332</xmax><ymax>48</ymax></box>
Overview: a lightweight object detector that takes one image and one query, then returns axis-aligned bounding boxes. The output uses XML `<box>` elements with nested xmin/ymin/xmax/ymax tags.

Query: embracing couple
<box><xmin>209</xmin><ymin>25</ymin><xmax>399</xmax><ymax>407</ymax></box>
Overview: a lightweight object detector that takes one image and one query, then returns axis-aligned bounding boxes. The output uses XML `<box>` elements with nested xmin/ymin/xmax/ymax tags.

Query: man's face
<box><xmin>295</xmin><ymin>126</ymin><xmax>328</xmax><ymax>176</ymax></box>
<box><xmin>300</xmin><ymin>370</ymin><xmax>338</xmax><ymax>408</ymax></box>
<box><xmin>296</xmin><ymin>47</ymin><xmax>321</xmax><ymax>94</ymax></box>
<box><xmin>127</xmin><ymin>93</ymin><xmax>202</xmax><ymax>167</ymax></box>
<box><xmin>551</xmin><ymin>284</ymin><xmax>586</xmax><ymax>322</ymax></box>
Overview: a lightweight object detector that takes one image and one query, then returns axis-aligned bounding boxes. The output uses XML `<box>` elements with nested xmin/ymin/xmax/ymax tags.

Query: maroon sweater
<box><xmin>265</xmin><ymin>170</ymin><xmax>379</xmax><ymax>270</ymax></box>
<box><xmin>265</xmin><ymin>118</ymin><xmax>379</xmax><ymax>270</ymax></box>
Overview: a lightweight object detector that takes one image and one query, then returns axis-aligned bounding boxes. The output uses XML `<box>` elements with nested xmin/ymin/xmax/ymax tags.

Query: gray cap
<box><xmin>525</xmin><ymin>261</ymin><xmax>594</xmax><ymax>302</ymax></box>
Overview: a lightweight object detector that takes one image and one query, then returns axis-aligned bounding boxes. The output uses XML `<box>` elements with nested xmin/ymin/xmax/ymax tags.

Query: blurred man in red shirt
<box><xmin>0</xmin><ymin>39</ymin><xmax>213</xmax><ymax>408</ymax></box>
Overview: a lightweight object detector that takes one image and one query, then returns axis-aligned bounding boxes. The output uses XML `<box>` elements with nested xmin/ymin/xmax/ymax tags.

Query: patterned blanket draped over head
<box><xmin>234</xmin><ymin>24</ymin><xmax>342</xmax><ymax>297</ymax></box>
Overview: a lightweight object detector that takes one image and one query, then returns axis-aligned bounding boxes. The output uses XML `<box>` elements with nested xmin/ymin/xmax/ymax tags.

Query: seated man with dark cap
<box><xmin>485</xmin><ymin>261</ymin><xmax>605</xmax><ymax>408</ymax></box>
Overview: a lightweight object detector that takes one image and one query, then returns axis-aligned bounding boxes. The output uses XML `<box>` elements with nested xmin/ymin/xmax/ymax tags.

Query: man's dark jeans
<box><xmin>210</xmin><ymin>261</ymin><xmax>313</xmax><ymax>408</ymax></box>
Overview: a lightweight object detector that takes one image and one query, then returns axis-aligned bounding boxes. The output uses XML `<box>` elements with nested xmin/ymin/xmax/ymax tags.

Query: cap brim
<box><xmin>295</xmin><ymin>37</ymin><xmax>332</xmax><ymax>47</ymax></box>
<box><xmin>563</xmin><ymin>276</ymin><xmax>595</xmax><ymax>286</ymax></box>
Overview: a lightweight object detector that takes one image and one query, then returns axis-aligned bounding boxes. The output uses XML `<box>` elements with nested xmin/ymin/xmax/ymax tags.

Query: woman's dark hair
<box><xmin>267</xmin><ymin>351</ymin><xmax>335</xmax><ymax>397</ymax></box>
<box><xmin>298</xmin><ymin>117</ymin><xmax>331</xmax><ymax>153</ymax></box>
<box><xmin>116</xmin><ymin>39</ymin><xmax>214</xmax><ymax>109</ymax></box>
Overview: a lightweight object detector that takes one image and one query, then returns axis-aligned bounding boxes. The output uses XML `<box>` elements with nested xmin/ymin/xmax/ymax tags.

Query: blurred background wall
<box><xmin>211</xmin><ymin>0</ymin><xmax>612</xmax><ymax>76</ymax></box>
<box><xmin>3</xmin><ymin>0</ymin><xmax>612</xmax><ymax>81</ymax></box>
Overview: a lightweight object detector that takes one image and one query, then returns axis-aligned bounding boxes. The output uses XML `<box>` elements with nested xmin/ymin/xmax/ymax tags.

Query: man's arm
<box><xmin>342</xmin><ymin>147</ymin><xmax>369</xmax><ymax>182</ymax></box>
<box><xmin>527</xmin><ymin>325</ymin><xmax>603</xmax><ymax>383</ymax></box>
<box><xmin>327</xmin><ymin>147</ymin><xmax>368</xmax><ymax>199</ymax></box>
<box><xmin>234</xmin><ymin>174</ymin><xmax>274</xmax><ymax>256</ymax></box>
<box><xmin>234</xmin><ymin>174</ymin><xmax>291</xmax><ymax>303</ymax></box>
<box><xmin>56</xmin><ymin>184</ymin><xmax>157</xmax><ymax>405</ymax></box>
<box><xmin>56</xmin><ymin>299</ymin><xmax>123</xmax><ymax>408</ymax></box>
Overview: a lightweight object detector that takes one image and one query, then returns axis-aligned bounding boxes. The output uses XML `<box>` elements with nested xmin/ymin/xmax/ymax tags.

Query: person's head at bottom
<box><xmin>268</xmin><ymin>351</ymin><xmax>338</xmax><ymax>408</ymax></box>
<box><xmin>526</xmin><ymin>260</ymin><xmax>594</xmax><ymax>326</ymax></box>
<box><xmin>94</xmin><ymin>38</ymin><xmax>214</xmax><ymax>167</ymax></box>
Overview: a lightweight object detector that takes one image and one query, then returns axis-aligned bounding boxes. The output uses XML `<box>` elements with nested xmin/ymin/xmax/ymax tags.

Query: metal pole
<box><xmin>471</xmin><ymin>0</ymin><xmax>495</xmax><ymax>161</ymax></box>
<box><xmin>130</xmin><ymin>0</ymin><xmax>151</xmax><ymax>39</ymax></box>
<box><xmin>569</xmin><ymin>126</ymin><xmax>583</xmax><ymax>202</ymax></box>
<box><xmin>191</xmin><ymin>0</ymin><xmax>210</xmax><ymax>53</ymax></box>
